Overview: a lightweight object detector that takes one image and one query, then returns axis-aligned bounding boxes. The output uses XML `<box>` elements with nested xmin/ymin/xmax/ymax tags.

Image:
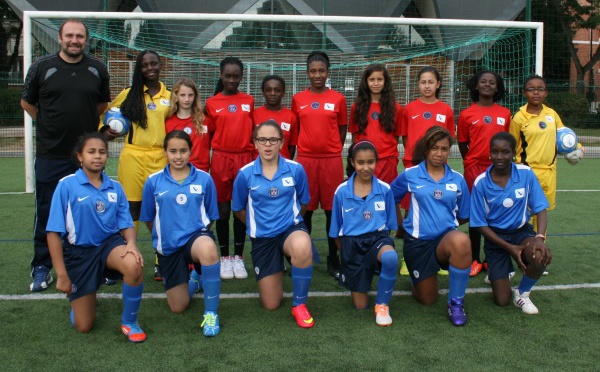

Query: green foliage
<box><xmin>545</xmin><ymin>92</ymin><xmax>591</xmax><ymax>124</ymax></box>
<box><xmin>0</xmin><ymin>87</ymin><xmax>23</xmax><ymax>126</ymax></box>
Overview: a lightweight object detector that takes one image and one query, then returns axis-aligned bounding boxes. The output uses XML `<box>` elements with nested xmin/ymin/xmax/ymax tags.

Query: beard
<box><xmin>61</xmin><ymin>43</ymin><xmax>84</xmax><ymax>58</ymax></box>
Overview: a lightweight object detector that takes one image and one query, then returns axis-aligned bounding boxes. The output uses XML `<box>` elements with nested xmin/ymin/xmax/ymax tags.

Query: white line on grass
<box><xmin>557</xmin><ymin>190</ymin><xmax>600</xmax><ymax>192</ymax></box>
<box><xmin>1</xmin><ymin>282</ymin><xmax>599</xmax><ymax>301</ymax></box>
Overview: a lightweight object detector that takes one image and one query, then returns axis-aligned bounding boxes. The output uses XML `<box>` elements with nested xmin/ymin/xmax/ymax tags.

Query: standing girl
<box><xmin>166</xmin><ymin>78</ymin><xmax>210</xmax><ymax>172</ymax></box>
<box><xmin>291</xmin><ymin>51</ymin><xmax>348</xmax><ymax>279</ymax></box>
<box><xmin>252</xmin><ymin>75</ymin><xmax>298</xmax><ymax>159</ymax></box>
<box><xmin>329</xmin><ymin>141</ymin><xmax>399</xmax><ymax>326</ymax></box>
<box><xmin>140</xmin><ymin>130</ymin><xmax>222</xmax><ymax>336</ymax></box>
<box><xmin>232</xmin><ymin>121</ymin><xmax>315</xmax><ymax>328</ymax></box>
<box><xmin>349</xmin><ymin>64</ymin><xmax>402</xmax><ymax>184</ymax></box>
<box><xmin>391</xmin><ymin>126</ymin><xmax>471</xmax><ymax>326</ymax></box>
<box><xmin>204</xmin><ymin>57</ymin><xmax>254</xmax><ymax>280</ymax></box>
<box><xmin>47</xmin><ymin>133</ymin><xmax>146</xmax><ymax>342</ymax></box>
<box><xmin>102</xmin><ymin>50</ymin><xmax>171</xmax><ymax>282</ymax></box>
<box><xmin>470</xmin><ymin>132</ymin><xmax>552</xmax><ymax>314</ymax></box>
<box><xmin>457</xmin><ymin>70</ymin><xmax>511</xmax><ymax>277</ymax></box>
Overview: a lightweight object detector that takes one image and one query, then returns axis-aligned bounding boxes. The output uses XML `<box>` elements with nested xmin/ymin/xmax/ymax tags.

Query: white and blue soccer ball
<box><xmin>556</xmin><ymin>127</ymin><xmax>577</xmax><ymax>155</ymax></box>
<box><xmin>103</xmin><ymin>107</ymin><xmax>131</xmax><ymax>137</ymax></box>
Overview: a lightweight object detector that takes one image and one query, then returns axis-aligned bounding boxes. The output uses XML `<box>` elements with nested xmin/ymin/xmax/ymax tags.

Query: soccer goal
<box><xmin>21</xmin><ymin>11</ymin><xmax>543</xmax><ymax>193</ymax></box>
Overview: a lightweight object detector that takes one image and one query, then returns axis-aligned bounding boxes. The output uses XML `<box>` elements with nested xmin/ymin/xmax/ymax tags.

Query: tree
<box><xmin>0</xmin><ymin>0</ymin><xmax>22</xmax><ymax>73</ymax></box>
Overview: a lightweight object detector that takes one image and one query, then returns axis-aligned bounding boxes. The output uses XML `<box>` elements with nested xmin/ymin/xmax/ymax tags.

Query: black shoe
<box><xmin>154</xmin><ymin>264</ymin><xmax>163</xmax><ymax>282</ymax></box>
<box><xmin>327</xmin><ymin>255</ymin><xmax>340</xmax><ymax>280</ymax></box>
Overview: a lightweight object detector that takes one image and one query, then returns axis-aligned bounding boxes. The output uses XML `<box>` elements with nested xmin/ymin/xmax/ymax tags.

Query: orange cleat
<box><xmin>291</xmin><ymin>304</ymin><xmax>315</xmax><ymax>328</ymax></box>
<box><xmin>121</xmin><ymin>322</ymin><xmax>147</xmax><ymax>343</ymax></box>
<box><xmin>469</xmin><ymin>260</ymin><xmax>483</xmax><ymax>277</ymax></box>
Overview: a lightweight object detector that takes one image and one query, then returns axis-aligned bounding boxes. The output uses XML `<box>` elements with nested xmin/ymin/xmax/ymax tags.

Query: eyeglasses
<box><xmin>255</xmin><ymin>137</ymin><xmax>282</xmax><ymax>145</ymax></box>
<box><xmin>524</xmin><ymin>87</ymin><xmax>547</xmax><ymax>92</ymax></box>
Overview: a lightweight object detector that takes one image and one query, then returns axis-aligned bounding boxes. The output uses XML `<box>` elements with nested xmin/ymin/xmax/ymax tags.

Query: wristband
<box><xmin>534</xmin><ymin>234</ymin><xmax>546</xmax><ymax>242</ymax></box>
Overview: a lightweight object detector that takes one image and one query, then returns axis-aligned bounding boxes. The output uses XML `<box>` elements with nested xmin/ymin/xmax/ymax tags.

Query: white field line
<box><xmin>1</xmin><ymin>282</ymin><xmax>599</xmax><ymax>301</ymax></box>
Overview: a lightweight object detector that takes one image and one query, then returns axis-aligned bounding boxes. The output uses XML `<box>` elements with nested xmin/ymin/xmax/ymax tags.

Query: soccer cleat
<box><xmin>469</xmin><ymin>260</ymin><xmax>483</xmax><ymax>277</ymax></box>
<box><xmin>232</xmin><ymin>255</ymin><xmax>248</xmax><ymax>279</ymax></box>
<box><xmin>399</xmin><ymin>260</ymin><xmax>409</xmax><ymax>276</ymax></box>
<box><xmin>201</xmin><ymin>311</ymin><xmax>220</xmax><ymax>337</ymax></box>
<box><xmin>121</xmin><ymin>322</ymin><xmax>147</xmax><ymax>343</ymax></box>
<box><xmin>153</xmin><ymin>264</ymin><xmax>163</xmax><ymax>282</ymax></box>
<box><xmin>542</xmin><ymin>270</ymin><xmax>549</xmax><ymax>276</ymax></box>
<box><xmin>291</xmin><ymin>304</ymin><xmax>315</xmax><ymax>328</ymax></box>
<box><xmin>188</xmin><ymin>270</ymin><xmax>202</xmax><ymax>298</ymax></box>
<box><xmin>220</xmin><ymin>256</ymin><xmax>234</xmax><ymax>279</ymax></box>
<box><xmin>375</xmin><ymin>304</ymin><xmax>392</xmax><ymax>326</ymax></box>
<box><xmin>447</xmin><ymin>298</ymin><xmax>467</xmax><ymax>326</ymax></box>
<box><xmin>30</xmin><ymin>266</ymin><xmax>53</xmax><ymax>292</ymax></box>
<box><xmin>438</xmin><ymin>268</ymin><xmax>449</xmax><ymax>276</ymax></box>
<box><xmin>327</xmin><ymin>255</ymin><xmax>340</xmax><ymax>280</ymax></box>
<box><xmin>104</xmin><ymin>277</ymin><xmax>117</xmax><ymax>286</ymax></box>
<box><xmin>512</xmin><ymin>288</ymin><xmax>539</xmax><ymax>314</ymax></box>
<box><xmin>484</xmin><ymin>271</ymin><xmax>515</xmax><ymax>285</ymax></box>
<box><xmin>482</xmin><ymin>261</ymin><xmax>489</xmax><ymax>271</ymax></box>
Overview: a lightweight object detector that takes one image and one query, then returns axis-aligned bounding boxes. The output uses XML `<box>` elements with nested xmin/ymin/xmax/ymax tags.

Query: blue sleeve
<box><xmin>46</xmin><ymin>181</ymin><xmax>68</xmax><ymax>234</ymax></box>
<box><xmin>328</xmin><ymin>189</ymin><xmax>343</xmax><ymax>237</ymax></box>
<box><xmin>116</xmin><ymin>183</ymin><xmax>134</xmax><ymax>230</ymax></box>
<box><xmin>385</xmin><ymin>187</ymin><xmax>398</xmax><ymax>230</ymax></box>
<box><xmin>295</xmin><ymin>164</ymin><xmax>310</xmax><ymax>205</ymax></box>
<box><xmin>390</xmin><ymin>172</ymin><xmax>408</xmax><ymax>204</ymax></box>
<box><xmin>204</xmin><ymin>176</ymin><xmax>220</xmax><ymax>221</ymax></box>
<box><xmin>456</xmin><ymin>176</ymin><xmax>471</xmax><ymax>220</ymax></box>
<box><xmin>527</xmin><ymin>170</ymin><xmax>550</xmax><ymax>214</ymax></box>
<box><xmin>231</xmin><ymin>170</ymin><xmax>248</xmax><ymax>212</ymax></box>
<box><xmin>469</xmin><ymin>182</ymin><xmax>488</xmax><ymax>228</ymax></box>
<box><xmin>139</xmin><ymin>177</ymin><xmax>156</xmax><ymax>223</ymax></box>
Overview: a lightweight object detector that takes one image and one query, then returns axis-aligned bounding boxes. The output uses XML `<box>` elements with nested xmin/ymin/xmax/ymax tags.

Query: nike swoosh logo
<box><xmin>488</xmin><ymin>197</ymin><xmax>497</xmax><ymax>202</ymax></box>
<box><xmin>385</xmin><ymin>289</ymin><xmax>393</xmax><ymax>294</ymax></box>
<box><xmin>77</xmin><ymin>196</ymin><xmax>89</xmax><ymax>201</ymax></box>
<box><xmin>472</xmin><ymin>120</ymin><xmax>480</xmax><ymax>124</ymax></box>
<box><xmin>159</xmin><ymin>191</ymin><xmax>169</xmax><ymax>196</ymax></box>
<box><xmin>207</xmin><ymin>295</ymin><xmax>218</xmax><ymax>299</ymax></box>
<box><xmin>412</xmin><ymin>115</ymin><xmax>420</xmax><ymax>119</ymax></box>
<box><xmin>216</xmin><ymin>108</ymin><xmax>224</xmax><ymax>113</ymax></box>
<box><xmin>416</xmin><ymin>185</ymin><xmax>425</xmax><ymax>189</ymax></box>
<box><xmin>303</xmin><ymin>317</ymin><xmax>314</xmax><ymax>324</ymax></box>
<box><xmin>300</xmin><ymin>105</ymin><xmax>309</xmax><ymax>109</ymax></box>
<box><xmin>251</xmin><ymin>186</ymin><xmax>260</xmax><ymax>190</ymax></box>
<box><xmin>344</xmin><ymin>208</ymin><xmax>354</xmax><ymax>212</ymax></box>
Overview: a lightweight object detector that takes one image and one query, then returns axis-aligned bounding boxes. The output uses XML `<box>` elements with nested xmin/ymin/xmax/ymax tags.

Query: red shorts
<box><xmin>297</xmin><ymin>155</ymin><xmax>343</xmax><ymax>211</ymax></box>
<box><xmin>400</xmin><ymin>159</ymin><xmax>414</xmax><ymax>210</ymax></box>
<box><xmin>463</xmin><ymin>163</ymin><xmax>489</xmax><ymax>191</ymax></box>
<box><xmin>211</xmin><ymin>150</ymin><xmax>254</xmax><ymax>203</ymax></box>
<box><xmin>375</xmin><ymin>156</ymin><xmax>400</xmax><ymax>185</ymax></box>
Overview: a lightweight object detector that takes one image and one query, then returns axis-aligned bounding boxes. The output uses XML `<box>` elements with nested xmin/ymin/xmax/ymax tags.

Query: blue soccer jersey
<box><xmin>470</xmin><ymin>163</ymin><xmax>549</xmax><ymax>230</ymax></box>
<box><xmin>391</xmin><ymin>162</ymin><xmax>470</xmax><ymax>240</ymax></box>
<box><xmin>232</xmin><ymin>156</ymin><xmax>310</xmax><ymax>238</ymax></box>
<box><xmin>329</xmin><ymin>173</ymin><xmax>397</xmax><ymax>237</ymax></box>
<box><xmin>46</xmin><ymin>169</ymin><xmax>133</xmax><ymax>247</ymax></box>
<box><xmin>140</xmin><ymin>165</ymin><xmax>219</xmax><ymax>255</ymax></box>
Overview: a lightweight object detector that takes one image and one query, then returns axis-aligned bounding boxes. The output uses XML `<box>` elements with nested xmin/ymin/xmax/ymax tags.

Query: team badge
<box><xmin>311</xmin><ymin>102</ymin><xmax>320</xmax><ymax>109</ymax></box>
<box><xmin>241</xmin><ymin>104</ymin><xmax>250</xmax><ymax>112</ymax></box>
<box><xmin>484</xmin><ymin>115</ymin><xmax>493</xmax><ymax>124</ymax></box>
<box><xmin>184</xmin><ymin>126</ymin><xmax>193</xmax><ymax>135</ymax></box>
<box><xmin>446</xmin><ymin>184</ymin><xmax>457</xmax><ymax>192</ymax></box>
<box><xmin>423</xmin><ymin>111</ymin><xmax>432</xmax><ymax>120</ymax></box>
<box><xmin>497</xmin><ymin>117</ymin><xmax>506</xmax><ymax>125</ymax></box>
<box><xmin>160</xmin><ymin>99</ymin><xmax>170</xmax><ymax>106</ymax></box>
<box><xmin>190</xmin><ymin>184</ymin><xmax>202</xmax><ymax>194</ymax></box>
<box><xmin>503</xmin><ymin>198</ymin><xmax>514</xmax><ymax>208</ymax></box>
<box><xmin>281</xmin><ymin>122</ymin><xmax>291</xmax><ymax>131</ymax></box>
<box><xmin>228</xmin><ymin>104</ymin><xmax>237</xmax><ymax>113</ymax></box>
<box><xmin>107</xmin><ymin>192</ymin><xmax>117</xmax><ymax>203</ymax></box>
<box><xmin>433</xmin><ymin>189</ymin><xmax>443</xmax><ymax>199</ymax></box>
<box><xmin>363</xmin><ymin>210</ymin><xmax>373</xmax><ymax>220</ymax></box>
<box><xmin>413</xmin><ymin>270</ymin><xmax>420</xmax><ymax>279</ymax></box>
<box><xmin>515</xmin><ymin>188</ymin><xmax>525</xmax><ymax>199</ymax></box>
<box><xmin>95</xmin><ymin>200</ymin><xmax>106</xmax><ymax>213</ymax></box>
<box><xmin>176</xmin><ymin>194</ymin><xmax>187</xmax><ymax>205</ymax></box>
<box><xmin>282</xmin><ymin>177</ymin><xmax>294</xmax><ymax>187</ymax></box>
<box><xmin>374</xmin><ymin>202</ymin><xmax>385</xmax><ymax>211</ymax></box>
<box><xmin>341</xmin><ymin>274</ymin><xmax>346</xmax><ymax>283</ymax></box>
<box><xmin>371</xmin><ymin>111</ymin><xmax>380</xmax><ymax>120</ymax></box>
<box><xmin>71</xmin><ymin>283</ymin><xmax>77</xmax><ymax>294</ymax></box>
<box><xmin>539</xmin><ymin>121</ymin><xmax>547</xmax><ymax>129</ymax></box>
<box><xmin>545</xmin><ymin>116</ymin><xmax>554</xmax><ymax>122</ymax></box>
<box><xmin>436</xmin><ymin>114</ymin><xmax>446</xmax><ymax>122</ymax></box>
<box><xmin>147</xmin><ymin>102</ymin><xmax>157</xmax><ymax>111</ymax></box>
<box><xmin>269</xmin><ymin>187</ymin><xmax>280</xmax><ymax>197</ymax></box>
<box><xmin>255</xmin><ymin>267</ymin><xmax>260</xmax><ymax>275</ymax></box>
<box><xmin>324</xmin><ymin>103</ymin><xmax>335</xmax><ymax>111</ymax></box>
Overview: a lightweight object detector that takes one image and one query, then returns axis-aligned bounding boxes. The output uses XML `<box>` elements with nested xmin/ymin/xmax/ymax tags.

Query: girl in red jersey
<box><xmin>166</xmin><ymin>78</ymin><xmax>210</xmax><ymax>172</ymax></box>
<box><xmin>204</xmin><ymin>57</ymin><xmax>254</xmax><ymax>280</ymax></box>
<box><xmin>349</xmin><ymin>64</ymin><xmax>402</xmax><ymax>184</ymax></box>
<box><xmin>291</xmin><ymin>51</ymin><xmax>348</xmax><ymax>279</ymax></box>
<box><xmin>458</xmin><ymin>70</ymin><xmax>511</xmax><ymax>277</ymax></box>
<box><xmin>252</xmin><ymin>75</ymin><xmax>298</xmax><ymax>159</ymax></box>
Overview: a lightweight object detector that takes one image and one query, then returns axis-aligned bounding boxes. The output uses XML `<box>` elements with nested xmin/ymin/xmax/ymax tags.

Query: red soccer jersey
<box><xmin>204</xmin><ymin>92</ymin><xmax>254</xmax><ymax>152</ymax></box>
<box><xmin>165</xmin><ymin>115</ymin><xmax>211</xmax><ymax>172</ymax></box>
<box><xmin>252</xmin><ymin>106</ymin><xmax>298</xmax><ymax>159</ymax></box>
<box><xmin>457</xmin><ymin>103</ymin><xmax>511</xmax><ymax>169</ymax></box>
<box><xmin>349</xmin><ymin>102</ymin><xmax>402</xmax><ymax>159</ymax></box>
<box><xmin>291</xmin><ymin>88</ymin><xmax>347</xmax><ymax>156</ymax></box>
<box><xmin>400</xmin><ymin>99</ymin><xmax>455</xmax><ymax>165</ymax></box>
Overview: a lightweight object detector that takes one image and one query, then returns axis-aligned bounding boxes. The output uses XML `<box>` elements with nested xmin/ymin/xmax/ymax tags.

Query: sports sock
<box><xmin>233</xmin><ymin>217</ymin><xmax>246</xmax><ymax>256</ymax></box>
<box><xmin>70</xmin><ymin>308</ymin><xmax>75</xmax><ymax>327</ymax></box>
<box><xmin>121</xmin><ymin>282</ymin><xmax>144</xmax><ymax>324</ymax></box>
<box><xmin>291</xmin><ymin>265</ymin><xmax>313</xmax><ymax>306</ymax></box>
<box><xmin>448</xmin><ymin>264</ymin><xmax>470</xmax><ymax>304</ymax></box>
<box><xmin>324</xmin><ymin>211</ymin><xmax>337</xmax><ymax>257</ymax></box>
<box><xmin>216</xmin><ymin>219</ymin><xmax>230</xmax><ymax>256</ymax></box>
<box><xmin>303</xmin><ymin>210</ymin><xmax>313</xmax><ymax>234</ymax></box>
<box><xmin>202</xmin><ymin>263</ymin><xmax>221</xmax><ymax>312</ymax></box>
<box><xmin>468</xmin><ymin>227</ymin><xmax>482</xmax><ymax>262</ymax></box>
<box><xmin>376</xmin><ymin>250</ymin><xmax>398</xmax><ymax>305</ymax></box>
<box><xmin>518</xmin><ymin>274</ymin><xmax>537</xmax><ymax>294</ymax></box>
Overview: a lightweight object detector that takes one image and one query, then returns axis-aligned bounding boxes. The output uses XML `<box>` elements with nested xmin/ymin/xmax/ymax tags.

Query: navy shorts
<box><xmin>64</xmin><ymin>233</ymin><xmax>125</xmax><ymax>301</ymax></box>
<box><xmin>339</xmin><ymin>231</ymin><xmax>395</xmax><ymax>292</ymax></box>
<box><xmin>484</xmin><ymin>224</ymin><xmax>535</xmax><ymax>282</ymax></box>
<box><xmin>403</xmin><ymin>230</ymin><xmax>452</xmax><ymax>285</ymax></box>
<box><xmin>157</xmin><ymin>230</ymin><xmax>216</xmax><ymax>291</ymax></box>
<box><xmin>250</xmin><ymin>222</ymin><xmax>309</xmax><ymax>281</ymax></box>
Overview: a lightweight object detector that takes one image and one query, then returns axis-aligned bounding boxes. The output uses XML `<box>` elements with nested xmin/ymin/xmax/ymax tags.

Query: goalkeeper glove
<box><xmin>565</xmin><ymin>147</ymin><xmax>584</xmax><ymax>165</ymax></box>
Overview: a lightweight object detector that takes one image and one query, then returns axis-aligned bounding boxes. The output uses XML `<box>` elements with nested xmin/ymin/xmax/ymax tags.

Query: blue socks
<box><xmin>202</xmin><ymin>263</ymin><xmax>221</xmax><ymax>312</ymax></box>
<box><xmin>376</xmin><ymin>250</ymin><xmax>398</xmax><ymax>305</ymax></box>
<box><xmin>518</xmin><ymin>274</ymin><xmax>537</xmax><ymax>294</ymax></box>
<box><xmin>292</xmin><ymin>265</ymin><xmax>313</xmax><ymax>306</ymax></box>
<box><xmin>448</xmin><ymin>265</ymin><xmax>470</xmax><ymax>305</ymax></box>
<box><xmin>121</xmin><ymin>282</ymin><xmax>144</xmax><ymax>324</ymax></box>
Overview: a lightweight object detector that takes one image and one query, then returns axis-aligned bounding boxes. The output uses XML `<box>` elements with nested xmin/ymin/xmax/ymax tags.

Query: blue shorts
<box><xmin>484</xmin><ymin>224</ymin><xmax>535</xmax><ymax>281</ymax></box>
<box><xmin>403</xmin><ymin>230</ymin><xmax>452</xmax><ymax>285</ymax></box>
<box><xmin>339</xmin><ymin>231</ymin><xmax>395</xmax><ymax>292</ymax></box>
<box><xmin>64</xmin><ymin>234</ymin><xmax>125</xmax><ymax>301</ymax></box>
<box><xmin>250</xmin><ymin>222</ymin><xmax>309</xmax><ymax>281</ymax></box>
<box><xmin>157</xmin><ymin>230</ymin><xmax>216</xmax><ymax>291</ymax></box>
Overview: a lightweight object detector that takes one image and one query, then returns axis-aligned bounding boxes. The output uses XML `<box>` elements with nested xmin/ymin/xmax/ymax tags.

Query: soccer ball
<box><xmin>103</xmin><ymin>107</ymin><xmax>131</xmax><ymax>137</ymax></box>
<box><xmin>556</xmin><ymin>127</ymin><xmax>577</xmax><ymax>155</ymax></box>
